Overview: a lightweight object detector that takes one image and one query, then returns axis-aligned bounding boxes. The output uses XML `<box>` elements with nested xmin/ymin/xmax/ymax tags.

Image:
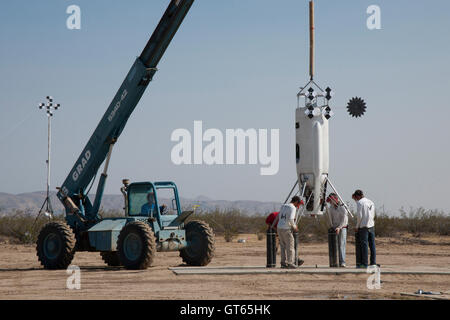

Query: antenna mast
<box><xmin>309</xmin><ymin>0</ymin><xmax>315</xmax><ymax>80</ymax></box>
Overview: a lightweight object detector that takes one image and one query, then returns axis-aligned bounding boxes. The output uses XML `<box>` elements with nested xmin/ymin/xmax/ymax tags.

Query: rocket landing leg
<box><xmin>282</xmin><ymin>176</ymin><xmax>353</xmax><ymax>228</ymax></box>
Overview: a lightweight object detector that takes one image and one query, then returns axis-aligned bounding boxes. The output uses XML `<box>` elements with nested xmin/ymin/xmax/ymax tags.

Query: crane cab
<box><xmin>120</xmin><ymin>180</ymin><xmax>189</xmax><ymax>247</ymax></box>
<box><xmin>124</xmin><ymin>181</ymin><xmax>182</xmax><ymax>221</ymax></box>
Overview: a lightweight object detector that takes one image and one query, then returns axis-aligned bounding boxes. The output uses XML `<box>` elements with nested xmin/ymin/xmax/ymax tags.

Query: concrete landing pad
<box><xmin>400</xmin><ymin>292</ymin><xmax>450</xmax><ymax>300</ymax></box>
<box><xmin>170</xmin><ymin>265</ymin><xmax>450</xmax><ymax>276</ymax></box>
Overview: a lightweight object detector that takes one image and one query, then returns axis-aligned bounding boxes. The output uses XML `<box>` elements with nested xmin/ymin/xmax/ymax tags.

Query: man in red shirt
<box><xmin>266</xmin><ymin>212</ymin><xmax>280</xmax><ymax>229</ymax></box>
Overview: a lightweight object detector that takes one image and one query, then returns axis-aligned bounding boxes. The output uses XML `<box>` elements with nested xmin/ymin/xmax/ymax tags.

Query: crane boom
<box><xmin>57</xmin><ymin>0</ymin><xmax>194</xmax><ymax>221</ymax></box>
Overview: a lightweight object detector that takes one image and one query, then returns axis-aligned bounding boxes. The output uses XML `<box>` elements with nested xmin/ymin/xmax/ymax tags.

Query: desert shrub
<box><xmin>297</xmin><ymin>215</ymin><xmax>329</xmax><ymax>242</ymax></box>
<box><xmin>372</xmin><ymin>213</ymin><xmax>400</xmax><ymax>237</ymax></box>
<box><xmin>187</xmin><ymin>209</ymin><xmax>267</xmax><ymax>242</ymax></box>
<box><xmin>0</xmin><ymin>210</ymin><xmax>64</xmax><ymax>244</ymax></box>
<box><xmin>1</xmin><ymin>206</ymin><xmax>448</xmax><ymax>245</ymax></box>
<box><xmin>399</xmin><ymin>207</ymin><xmax>450</xmax><ymax>236</ymax></box>
<box><xmin>348</xmin><ymin>207</ymin><xmax>450</xmax><ymax>237</ymax></box>
<box><xmin>223</xmin><ymin>230</ymin><xmax>237</xmax><ymax>242</ymax></box>
<box><xmin>187</xmin><ymin>207</ymin><xmax>450</xmax><ymax>242</ymax></box>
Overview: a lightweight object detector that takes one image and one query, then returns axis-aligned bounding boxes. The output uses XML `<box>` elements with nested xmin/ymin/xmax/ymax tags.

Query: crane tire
<box><xmin>36</xmin><ymin>221</ymin><xmax>76</xmax><ymax>270</ymax></box>
<box><xmin>180</xmin><ymin>220</ymin><xmax>215</xmax><ymax>266</ymax></box>
<box><xmin>117</xmin><ymin>221</ymin><xmax>156</xmax><ymax>270</ymax></box>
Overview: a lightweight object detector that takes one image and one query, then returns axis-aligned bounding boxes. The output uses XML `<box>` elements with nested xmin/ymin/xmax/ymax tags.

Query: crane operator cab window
<box><xmin>127</xmin><ymin>183</ymin><xmax>178</xmax><ymax>217</ymax></box>
<box><xmin>155</xmin><ymin>187</ymin><xmax>178</xmax><ymax>216</ymax></box>
<box><xmin>128</xmin><ymin>184</ymin><xmax>158</xmax><ymax>217</ymax></box>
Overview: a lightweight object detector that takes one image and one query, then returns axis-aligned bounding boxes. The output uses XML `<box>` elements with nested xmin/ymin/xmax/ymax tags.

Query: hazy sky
<box><xmin>0</xmin><ymin>0</ymin><xmax>449</xmax><ymax>214</ymax></box>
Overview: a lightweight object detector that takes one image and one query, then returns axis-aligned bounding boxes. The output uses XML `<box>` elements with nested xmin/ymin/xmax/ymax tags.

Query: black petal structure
<box><xmin>347</xmin><ymin>97</ymin><xmax>367</xmax><ymax>118</ymax></box>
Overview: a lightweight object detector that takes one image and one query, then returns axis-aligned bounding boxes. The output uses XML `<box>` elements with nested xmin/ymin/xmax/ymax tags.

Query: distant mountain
<box><xmin>0</xmin><ymin>191</ymin><xmax>281</xmax><ymax>216</ymax></box>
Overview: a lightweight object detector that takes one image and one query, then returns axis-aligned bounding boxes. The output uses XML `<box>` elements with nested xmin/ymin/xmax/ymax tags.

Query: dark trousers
<box><xmin>358</xmin><ymin>227</ymin><xmax>376</xmax><ymax>266</ymax></box>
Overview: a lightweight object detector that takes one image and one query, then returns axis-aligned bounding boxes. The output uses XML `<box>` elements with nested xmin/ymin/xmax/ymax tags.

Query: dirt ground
<box><xmin>0</xmin><ymin>234</ymin><xmax>449</xmax><ymax>300</ymax></box>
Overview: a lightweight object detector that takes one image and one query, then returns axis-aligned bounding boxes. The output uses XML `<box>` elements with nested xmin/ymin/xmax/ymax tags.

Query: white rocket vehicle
<box><xmin>296</xmin><ymin>85</ymin><xmax>330</xmax><ymax>216</ymax></box>
<box><xmin>288</xmin><ymin>1</ymin><xmax>367</xmax><ymax>219</ymax></box>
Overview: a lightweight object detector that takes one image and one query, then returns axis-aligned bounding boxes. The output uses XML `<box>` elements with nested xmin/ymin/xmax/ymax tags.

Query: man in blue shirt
<box><xmin>141</xmin><ymin>191</ymin><xmax>156</xmax><ymax>216</ymax></box>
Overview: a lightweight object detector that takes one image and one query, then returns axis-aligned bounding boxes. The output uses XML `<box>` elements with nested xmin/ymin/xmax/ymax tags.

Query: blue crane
<box><xmin>36</xmin><ymin>0</ymin><xmax>215</xmax><ymax>270</ymax></box>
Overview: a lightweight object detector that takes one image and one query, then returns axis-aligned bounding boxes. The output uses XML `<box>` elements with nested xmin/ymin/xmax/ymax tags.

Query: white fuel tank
<box><xmin>296</xmin><ymin>104</ymin><xmax>329</xmax><ymax>215</ymax></box>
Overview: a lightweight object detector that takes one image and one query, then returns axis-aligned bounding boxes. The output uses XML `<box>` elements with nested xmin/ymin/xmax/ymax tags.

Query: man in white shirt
<box><xmin>353</xmin><ymin>190</ymin><xmax>376</xmax><ymax>268</ymax></box>
<box><xmin>326</xmin><ymin>193</ymin><xmax>348</xmax><ymax>267</ymax></box>
<box><xmin>276</xmin><ymin>196</ymin><xmax>302</xmax><ymax>269</ymax></box>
